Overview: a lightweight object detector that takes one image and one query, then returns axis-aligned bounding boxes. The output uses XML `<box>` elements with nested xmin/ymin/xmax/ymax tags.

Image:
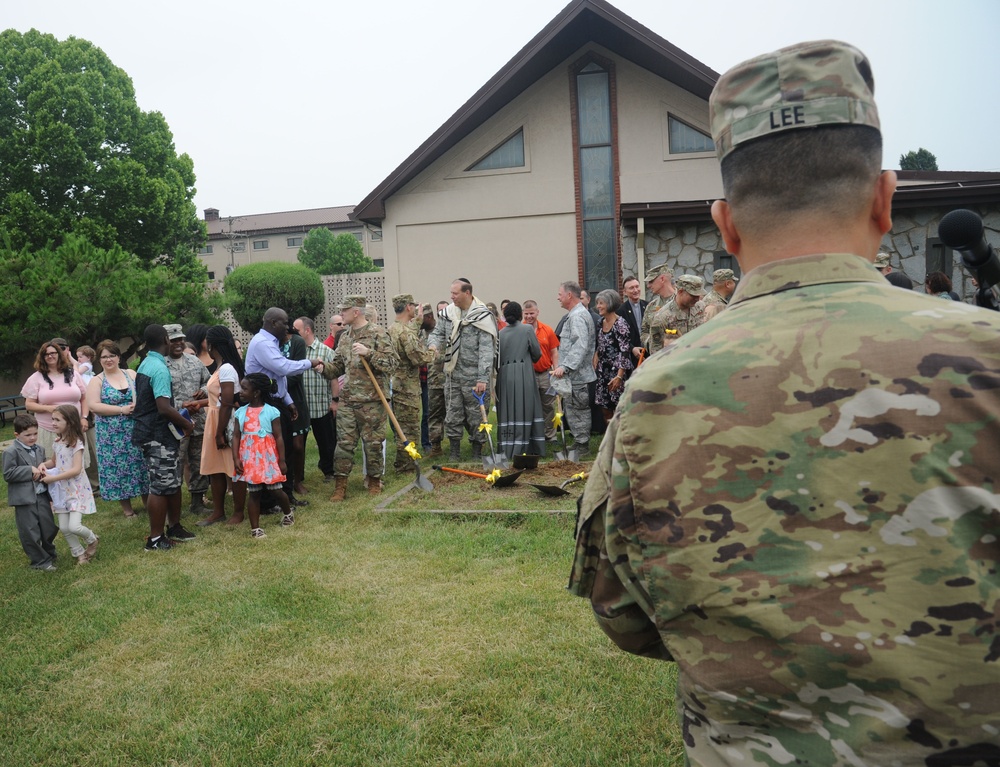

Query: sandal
<box><xmin>250</xmin><ymin>528</ymin><xmax>267</xmax><ymax>539</ymax></box>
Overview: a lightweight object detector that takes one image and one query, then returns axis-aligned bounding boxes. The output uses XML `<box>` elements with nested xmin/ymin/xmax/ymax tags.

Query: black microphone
<box><xmin>937</xmin><ymin>209</ymin><xmax>1000</xmax><ymax>290</ymax></box>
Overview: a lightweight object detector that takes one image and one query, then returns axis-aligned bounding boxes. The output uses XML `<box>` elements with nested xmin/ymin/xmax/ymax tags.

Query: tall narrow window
<box><xmin>574</xmin><ymin>61</ymin><xmax>617</xmax><ymax>290</ymax></box>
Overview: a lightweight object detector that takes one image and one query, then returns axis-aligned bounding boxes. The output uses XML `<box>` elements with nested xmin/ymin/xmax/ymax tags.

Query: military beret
<box><xmin>712</xmin><ymin>269</ymin><xmax>739</xmax><ymax>284</ymax></box>
<box><xmin>710</xmin><ymin>40</ymin><xmax>880</xmax><ymax>162</ymax></box>
<box><xmin>645</xmin><ymin>264</ymin><xmax>673</xmax><ymax>282</ymax></box>
<box><xmin>164</xmin><ymin>323</ymin><xmax>185</xmax><ymax>340</ymax></box>
<box><xmin>674</xmin><ymin>275</ymin><xmax>706</xmax><ymax>296</ymax></box>
<box><xmin>874</xmin><ymin>252</ymin><xmax>891</xmax><ymax>268</ymax></box>
<box><xmin>338</xmin><ymin>295</ymin><xmax>366</xmax><ymax>311</ymax></box>
<box><xmin>392</xmin><ymin>293</ymin><xmax>416</xmax><ymax>307</ymax></box>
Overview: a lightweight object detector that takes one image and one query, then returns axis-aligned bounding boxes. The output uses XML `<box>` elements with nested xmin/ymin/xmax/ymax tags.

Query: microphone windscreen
<box><xmin>938</xmin><ymin>209</ymin><xmax>984</xmax><ymax>250</ymax></box>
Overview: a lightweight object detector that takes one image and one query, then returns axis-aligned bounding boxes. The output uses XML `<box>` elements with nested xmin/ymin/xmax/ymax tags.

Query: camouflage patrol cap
<box><xmin>674</xmin><ymin>275</ymin><xmax>706</xmax><ymax>296</ymax></box>
<box><xmin>874</xmin><ymin>252</ymin><xmax>891</xmax><ymax>268</ymax></box>
<box><xmin>712</xmin><ymin>268</ymin><xmax>739</xmax><ymax>284</ymax></box>
<box><xmin>645</xmin><ymin>264</ymin><xmax>673</xmax><ymax>283</ymax></box>
<box><xmin>709</xmin><ymin>40</ymin><xmax>880</xmax><ymax>162</ymax></box>
<box><xmin>164</xmin><ymin>323</ymin><xmax>185</xmax><ymax>340</ymax></box>
<box><xmin>392</xmin><ymin>293</ymin><xmax>416</xmax><ymax>307</ymax></box>
<box><xmin>338</xmin><ymin>295</ymin><xmax>366</xmax><ymax>311</ymax></box>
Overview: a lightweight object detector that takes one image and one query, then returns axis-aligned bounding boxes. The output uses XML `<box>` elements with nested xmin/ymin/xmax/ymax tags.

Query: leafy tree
<box><xmin>297</xmin><ymin>227</ymin><xmax>378</xmax><ymax>275</ymax></box>
<box><xmin>0</xmin><ymin>29</ymin><xmax>206</xmax><ymax>265</ymax></box>
<box><xmin>899</xmin><ymin>148</ymin><xmax>939</xmax><ymax>171</ymax></box>
<box><xmin>225</xmin><ymin>262</ymin><xmax>324</xmax><ymax>334</ymax></box>
<box><xmin>0</xmin><ymin>234</ymin><xmax>224</xmax><ymax>375</ymax></box>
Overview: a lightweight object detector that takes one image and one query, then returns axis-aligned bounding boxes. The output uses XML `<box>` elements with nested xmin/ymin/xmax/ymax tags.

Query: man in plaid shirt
<box><xmin>293</xmin><ymin>317</ymin><xmax>339</xmax><ymax>483</ymax></box>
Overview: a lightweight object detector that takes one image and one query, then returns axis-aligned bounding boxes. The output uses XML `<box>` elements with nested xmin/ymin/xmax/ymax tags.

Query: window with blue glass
<box><xmin>576</xmin><ymin>61</ymin><xmax>616</xmax><ymax>290</ymax></box>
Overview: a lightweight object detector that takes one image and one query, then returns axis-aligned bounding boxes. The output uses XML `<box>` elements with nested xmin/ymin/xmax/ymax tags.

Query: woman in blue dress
<box><xmin>85</xmin><ymin>340</ymin><xmax>148</xmax><ymax>516</ymax></box>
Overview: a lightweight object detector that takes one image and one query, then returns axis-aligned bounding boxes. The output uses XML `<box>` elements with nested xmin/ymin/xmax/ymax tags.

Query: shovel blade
<box><xmin>416</xmin><ymin>474</ymin><xmax>434</xmax><ymax>492</ymax></box>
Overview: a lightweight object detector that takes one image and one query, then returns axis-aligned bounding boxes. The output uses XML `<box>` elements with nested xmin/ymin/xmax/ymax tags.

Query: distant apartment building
<box><xmin>198</xmin><ymin>206</ymin><xmax>384</xmax><ymax>281</ymax></box>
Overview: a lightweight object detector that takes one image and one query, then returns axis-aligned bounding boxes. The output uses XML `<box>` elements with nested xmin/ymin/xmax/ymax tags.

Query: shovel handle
<box><xmin>360</xmin><ymin>356</ymin><xmax>408</xmax><ymax>444</ymax></box>
<box><xmin>433</xmin><ymin>465</ymin><xmax>489</xmax><ymax>480</ymax></box>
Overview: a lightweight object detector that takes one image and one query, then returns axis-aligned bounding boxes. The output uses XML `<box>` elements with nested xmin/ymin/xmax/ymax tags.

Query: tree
<box><xmin>297</xmin><ymin>227</ymin><xmax>378</xmax><ymax>275</ymax></box>
<box><xmin>899</xmin><ymin>148</ymin><xmax>939</xmax><ymax>171</ymax></box>
<box><xmin>0</xmin><ymin>29</ymin><xmax>206</xmax><ymax>265</ymax></box>
<box><xmin>0</xmin><ymin>234</ymin><xmax>225</xmax><ymax>375</ymax></box>
<box><xmin>225</xmin><ymin>262</ymin><xmax>324</xmax><ymax>335</ymax></box>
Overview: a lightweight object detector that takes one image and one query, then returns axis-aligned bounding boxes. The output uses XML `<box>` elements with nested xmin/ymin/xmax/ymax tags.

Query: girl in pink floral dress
<box><xmin>232</xmin><ymin>373</ymin><xmax>293</xmax><ymax>539</ymax></box>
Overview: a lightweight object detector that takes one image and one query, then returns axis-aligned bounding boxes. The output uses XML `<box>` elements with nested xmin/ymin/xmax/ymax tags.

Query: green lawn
<box><xmin>0</xmin><ymin>424</ymin><xmax>682</xmax><ymax>766</ymax></box>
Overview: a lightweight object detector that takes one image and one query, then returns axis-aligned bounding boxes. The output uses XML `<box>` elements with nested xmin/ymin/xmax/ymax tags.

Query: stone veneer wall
<box><xmin>622</xmin><ymin>203</ymin><xmax>1000</xmax><ymax>303</ymax></box>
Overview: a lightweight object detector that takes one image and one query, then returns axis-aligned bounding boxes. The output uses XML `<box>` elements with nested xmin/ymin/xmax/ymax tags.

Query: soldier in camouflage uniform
<box><xmin>427</xmin><ymin>279</ymin><xmax>498</xmax><ymax>462</ymax></box>
<box><xmin>569</xmin><ymin>40</ymin><xmax>1000</xmax><ymax>765</ymax></box>
<box><xmin>638</xmin><ymin>264</ymin><xmax>674</xmax><ymax>352</ymax></box>
<box><xmin>702</xmin><ymin>268</ymin><xmax>738</xmax><ymax>320</ymax></box>
<box><xmin>327</xmin><ymin>295</ymin><xmax>398</xmax><ymax>499</ymax></box>
<box><xmin>647</xmin><ymin>274</ymin><xmax>708</xmax><ymax>349</ymax></box>
<box><xmin>425</xmin><ymin>301</ymin><xmax>449</xmax><ymax>457</ymax></box>
<box><xmin>164</xmin><ymin>324</ymin><xmax>210</xmax><ymax>514</ymax></box>
<box><xmin>388</xmin><ymin>293</ymin><xmax>434</xmax><ymax>473</ymax></box>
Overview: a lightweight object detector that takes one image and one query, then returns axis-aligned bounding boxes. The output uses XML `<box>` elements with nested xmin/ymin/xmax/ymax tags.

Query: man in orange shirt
<box><xmin>522</xmin><ymin>300</ymin><xmax>560</xmax><ymax>448</ymax></box>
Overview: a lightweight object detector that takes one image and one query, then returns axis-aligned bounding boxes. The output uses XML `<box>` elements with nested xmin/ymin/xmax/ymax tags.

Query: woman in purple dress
<box><xmin>593</xmin><ymin>289</ymin><xmax>633</xmax><ymax>423</ymax></box>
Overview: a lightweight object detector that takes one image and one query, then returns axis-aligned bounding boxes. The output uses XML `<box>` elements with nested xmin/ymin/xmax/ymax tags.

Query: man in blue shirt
<box><xmin>133</xmin><ymin>324</ymin><xmax>196</xmax><ymax>551</ymax></box>
<box><xmin>245</xmin><ymin>307</ymin><xmax>322</xmax><ymax>505</ymax></box>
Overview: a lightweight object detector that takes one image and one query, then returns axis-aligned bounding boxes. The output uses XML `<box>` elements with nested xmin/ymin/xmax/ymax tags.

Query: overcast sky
<box><xmin>7</xmin><ymin>0</ymin><xmax>1000</xmax><ymax>218</ymax></box>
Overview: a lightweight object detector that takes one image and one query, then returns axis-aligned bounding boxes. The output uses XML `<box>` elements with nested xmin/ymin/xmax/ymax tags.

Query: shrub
<box><xmin>225</xmin><ymin>262</ymin><xmax>324</xmax><ymax>334</ymax></box>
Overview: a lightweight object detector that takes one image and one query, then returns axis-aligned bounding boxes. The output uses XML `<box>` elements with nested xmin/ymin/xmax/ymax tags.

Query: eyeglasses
<box><xmin>99</xmin><ymin>355</ymin><xmax>117</xmax><ymax>360</ymax></box>
<box><xmin>44</xmin><ymin>351</ymin><xmax>59</xmax><ymax>357</ymax></box>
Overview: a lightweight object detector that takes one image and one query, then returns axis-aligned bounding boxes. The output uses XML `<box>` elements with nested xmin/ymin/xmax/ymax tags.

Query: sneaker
<box><xmin>84</xmin><ymin>536</ymin><xmax>99</xmax><ymax>561</ymax></box>
<box><xmin>281</xmin><ymin>513</ymin><xmax>295</xmax><ymax>527</ymax></box>
<box><xmin>322</xmin><ymin>474</ymin><xmax>335</xmax><ymax>484</ymax></box>
<box><xmin>39</xmin><ymin>563</ymin><xmax>58</xmax><ymax>571</ymax></box>
<box><xmin>166</xmin><ymin>523</ymin><xmax>196</xmax><ymax>542</ymax></box>
<box><xmin>144</xmin><ymin>536</ymin><xmax>173</xmax><ymax>552</ymax></box>
<box><xmin>250</xmin><ymin>528</ymin><xmax>267</xmax><ymax>539</ymax></box>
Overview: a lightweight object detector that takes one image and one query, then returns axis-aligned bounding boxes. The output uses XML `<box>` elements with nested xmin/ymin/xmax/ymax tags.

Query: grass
<box><xmin>0</xmin><ymin>420</ymin><xmax>683</xmax><ymax>766</ymax></box>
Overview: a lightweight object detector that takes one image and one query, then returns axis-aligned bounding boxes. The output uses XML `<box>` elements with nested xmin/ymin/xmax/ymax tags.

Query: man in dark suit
<box><xmin>621</xmin><ymin>275</ymin><xmax>648</xmax><ymax>361</ymax></box>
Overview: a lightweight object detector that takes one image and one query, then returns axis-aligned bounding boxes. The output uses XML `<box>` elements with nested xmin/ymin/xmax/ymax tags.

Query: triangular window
<box><xmin>467</xmin><ymin>129</ymin><xmax>525</xmax><ymax>171</ymax></box>
<box><xmin>668</xmin><ymin>115</ymin><xmax>713</xmax><ymax>154</ymax></box>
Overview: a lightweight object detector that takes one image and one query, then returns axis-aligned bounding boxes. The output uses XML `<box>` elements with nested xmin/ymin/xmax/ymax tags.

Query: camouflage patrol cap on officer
<box><xmin>712</xmin><ymin>269</ymin><xmax>739</xmax><ymax>284</ymax></box>
<box><xmin>674</xmin><ymin>275</ymin><xmax>706</xmax><ymax>296</ymax></box>
<box><xmin>709</xmin><ymin>40</ymin><xmax>880</xmax><ymax>162</ymax></box>
<box><xmin>339</xmin><ymin>295</ymin><xmax>366</xmax><ymax>311</ymax></box>
<box><xmin>392</xmin><ymin>293</ymin><xmax>416</xmax><ymax>307</ymax></box>
<box><xmin>645</xmin><ymin>264</ymin><xmax>673</xmax><ymax>283</ymax></box>
<box><xmin>164</xmin><ymin>323</ymin><xmax>185</xmax><ymax>340</ymax></box>
<box><xmin>874</xmin><ymin>252</ymin><xmax>891</xmax><ymax>269</ymax></box>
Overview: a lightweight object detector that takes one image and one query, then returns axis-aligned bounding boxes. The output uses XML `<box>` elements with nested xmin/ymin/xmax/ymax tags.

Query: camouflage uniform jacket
<box><xmin>639</xmin><ymin>294</ymin><xmax>665</xmax><ymax>350</ymax></box>
<box><xmin>165</xmin><ymin>353</ymin><xmax>209</xmax><ymax>435</ymax></box>
<box><xmin>569</xmin><ymin>253</ymin><xmax>1000</xmax><ymax>765</ymax></box>
<box><xmin>389</xmin><ymin>318</ymin><xmax>434</xmax><ymax>399</ymax></box>
<box><xmin>426</xmin><ymin>307</ymin><xmax>447</xmax><ymax>389</ymax></box>
<box><xmin>328</xmin><ymin>322</ymin><xmax>398</xmax><ymax>404</ymax></box>
<box><xmin>702</xmin><ymin>289</ymin><xmax>728</xmax><ymax>308</ymax></box>
<box><xmin>648</xmin><ymin>295</ymin><xmax>706</xmax><ymax>349</ymax></box>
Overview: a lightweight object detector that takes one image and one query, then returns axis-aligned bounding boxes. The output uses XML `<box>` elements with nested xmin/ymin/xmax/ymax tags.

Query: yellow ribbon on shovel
<box><xmin>485</xmin><ymin>469</ymin><xmax>502</xmax><ymax>485</ymax></box>
<box><xmin>478</xmin><ymin>422</ymin><xmax>493</xmax><ymax>435</ymax></box>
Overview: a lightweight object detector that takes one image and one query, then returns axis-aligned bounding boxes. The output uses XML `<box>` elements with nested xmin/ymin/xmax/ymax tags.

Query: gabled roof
<box><xmin>353</xmin><ymin>0</ymin><xmax>718</xmax><ymax>224</ymax></box>
<box><xmin>206</xmin><ymin>206</ymin><xmax>357</xmax><ymax>239</ymax></box>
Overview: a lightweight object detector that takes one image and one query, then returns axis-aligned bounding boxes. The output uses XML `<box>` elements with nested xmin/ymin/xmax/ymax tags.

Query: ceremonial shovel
<box><xmin>551</xmin><ymin>394</ymin><xmax>569</xmax><ymax>461</ymax></box>
<box><xmin>359</xmin><ymin>357</ymin><xmax>433</xmax><ymax>491</ymax></box>
<box><xmin>473</xmin><ymin>389</ymin><xmax>511</xmax><ymax>471</ymax></box>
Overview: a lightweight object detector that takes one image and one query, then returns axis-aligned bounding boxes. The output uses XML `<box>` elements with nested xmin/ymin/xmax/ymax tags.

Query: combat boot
<box><xmin>368</xmin><ymin>477</ymin><xmax>382</xmax><ymax>496</ymax></box>
<box><xmin>330</xmin><ymin>477</ymin><xmax>348</xmax><ymax>502</ymax></box>
<box><xmin>449</xmin><ymin>441</ymin><xmax>462</xmax><ymax>461</ymax></box>
<box><xmin>470</xmin><ymin>442</ymin><xmax>483</xmax><ymax>461</ymax></box>
<box><xmin>428</xmin><ymin>442</ymin><xmax>443</xmax><ymax>458</ymax></box>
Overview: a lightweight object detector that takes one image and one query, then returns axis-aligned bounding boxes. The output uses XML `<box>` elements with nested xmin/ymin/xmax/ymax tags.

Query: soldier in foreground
<box><xmin>569</xmin><ymin>40</ymin><xmax>1000</xmax><ymax>764</ymax></box>
<box><xmin>327</xmin><ymin>295</ymin><xmax>398</xmax><ymax>499</ymax></box>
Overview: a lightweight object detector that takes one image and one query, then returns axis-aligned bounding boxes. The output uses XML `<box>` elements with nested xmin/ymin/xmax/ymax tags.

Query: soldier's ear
<box><xmin>871</xmin><ymin>170</ymin><xmax>896</xmax><ymax>237</ymax></box>
<box><xmin>711</xmin><ymin>199</ymin><xmax>742</xmax><ymax>257</ymax></box>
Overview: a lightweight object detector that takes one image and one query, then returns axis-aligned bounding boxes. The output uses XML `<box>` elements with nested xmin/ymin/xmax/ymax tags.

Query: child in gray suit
<box><xmin>2</xmin><ymin>413</ymin><xmax>58</xmax><ymax>571</ymax></box>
